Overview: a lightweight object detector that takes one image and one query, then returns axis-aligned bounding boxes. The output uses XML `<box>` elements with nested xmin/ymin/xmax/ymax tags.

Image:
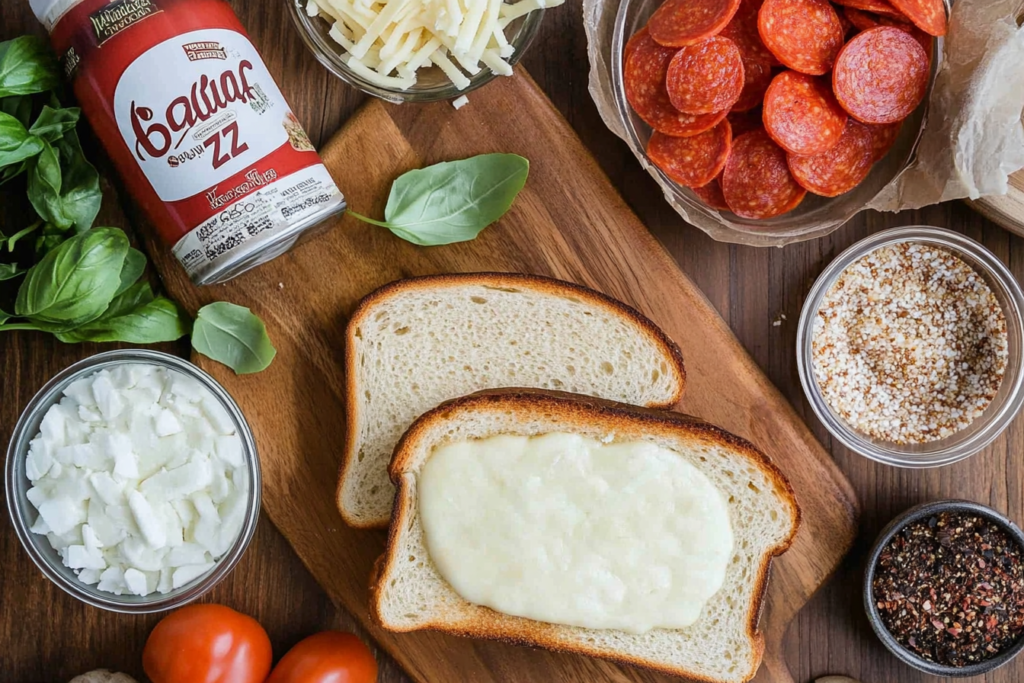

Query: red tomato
<box><xmin>143</xmin><ymin>604</ymin><xmax>272</xmax><ymax>683</ymax></box>
<box><xmin>266</xmin><ymin>631</ymin><xmax>378</xmax><ymax>683</ymax></box>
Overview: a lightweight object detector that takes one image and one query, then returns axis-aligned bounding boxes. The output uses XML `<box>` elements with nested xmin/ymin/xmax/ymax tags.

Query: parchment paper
<box><xmin>585</xmin><ymin>0</ymin><xmax>1024</xmax><ymax>245</ymax></box>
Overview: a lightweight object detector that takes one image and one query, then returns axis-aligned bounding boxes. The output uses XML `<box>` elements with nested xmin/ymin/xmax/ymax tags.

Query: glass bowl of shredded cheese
<box><xmin>796</xmin><ymin>226</ymin><xmax>1024</xmax><ymax>468</ymax></box>
<box><xmin>289</xmin><ymin>0</ymin><xmax>554</xmax><ymax>103</ymax></box>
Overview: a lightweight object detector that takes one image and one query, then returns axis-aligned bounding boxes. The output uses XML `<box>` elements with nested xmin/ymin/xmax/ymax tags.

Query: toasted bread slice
<box><xmin>372</xmin><ymin>390</ymin><xmax>800</xmax><ymax>683</ymax></box>
<box><xmin>337</xmin><ymin>273</ymin><xmax>686</xmax><ymax>528</ymax></box>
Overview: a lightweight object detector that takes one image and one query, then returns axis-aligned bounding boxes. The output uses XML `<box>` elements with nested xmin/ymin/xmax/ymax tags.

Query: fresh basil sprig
<box><xmin>0</xmin><ymin>35</ymin><xmax>276</xmax><ymax>375</ymax></box>
<box><xmin>192</xmin><ymin>302</ymin><xmax>277</xmax><ymax>375</ymax></box>
<box><xmin>14</xmin><ymin>227</ymin><xmax>128</xmax><ymax>329</ymax></box>
<box><xmin>27</xmin><ymin>132</ymin><xmax>101</xmax><ymax>232</ymax></box>
<box><xmin>0</xmin><ymin>36</ymin><xmax>60</xmax><ymax>98</ymax></box>
<box><xmin>55</xmin><ymin>282</ymin><xmax>191</xmax><ymax>344</ymax></box>
<box><xmin>0</xmin><ymin>263</ymin><xmax>24</xmax><ymax>281</ymax></box>
<box><xmin>0</xmin><ymin>227</ymin><xmax>275</xmax><ymax>374</ymax></box>
<box><xmin>28</xmin><ymin>105</ymin><xmax>80</xmax><ymax>143</ymax></box>
<box><xmin>348</xmin><ymin>153</ymin><xmax>529</xmax><ymax>246</ymax></box>
<box><xmin>1</xmin><ymin>95</ymin><xmax>34</xmax><ymax>127</ymax></box>
<box><xmin>0</xmin><ymin>111</ymin><xmax>44</xmax><ymax>169</ymax></box>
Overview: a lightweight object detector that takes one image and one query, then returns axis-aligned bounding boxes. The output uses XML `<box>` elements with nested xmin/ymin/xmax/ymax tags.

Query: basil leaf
<box><xmin>0</xmin><ymin>308</ymin><xmax>11</xmax><ymax>325</ymax></box>
<box><xmin>192</xmin><ymin>302</ymin><xmax>276</xmax><ymax>374</ymax></box>
<box><xmin>5</xmin><ymin>221</ymin><xmax>40</xmax><ymax>251</ymax></box>
<box><xmin>1</xmin><ymin>95</ymin><xmax>34</xmax><ymax>127</ymax></box>
<box><xmin>116</xmin><ymin>247</ymin><xmax>147</xmax><ymax>295</ymax></box>
<box><xmin>28</xmin><ymin>105</ymin><xmax>80</xmax><ymax>143</ymax></box>
<box><xmin>1</xmin><ymin>159</ymin><xmax>29</xmax><ymax>185</ymax></box>
<box><xmin>27</xmin><ymin>139</ymin><xmax>66</xmax><ymax>227</ymax></box>
<box><xmin>26</xmin><ymin>133</ymin><xmax>102</xmax><ymax>232</ymax></box>
<box><xmin>56</xmin><ymin>283</ymin><xmax>191</xmax><ymax>344</ymax></box>
<box><xmin>0</xmin><ymin>36</ymin><xmax>60</xmax><ymax>98</ymax></box>
<box><xmin>376</xmin><ymin>153</ymin><xmax>528</xmax><ymax>246</ymax></box>
<box><xmin>0</xmin><ymin>111</ymin><xmax>44</xmax><ymax>168</ymax></box>
<box><xmin>15</xmin><ymin>227</ymin><xmax>128</xmax><ymax>327</ymax></box>
<box><xmin>34</xmin><ymin>222</ymin><xmax>68</xmax><ymax>254</ymax></box>
<box><xmin>55</xmin><ymin>130</ymin><xmax>102</xmax><ymax>232</ymax></box>
<box><xmin>0</xmin><ymin>262</ymin><xmax>24</xmax><ymax>281</ymax></box>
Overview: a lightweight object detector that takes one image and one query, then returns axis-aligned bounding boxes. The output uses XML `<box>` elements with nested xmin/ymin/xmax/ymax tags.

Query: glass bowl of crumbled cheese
<box><xmin>288</xmin><ymin>0</ymin><xmax>553</xmax><ymax>103</ymax></box>
<box><xmin>797</xmin><ymin>226</ymin><xmax>1024</xmax><ymax>468</ymax></box>
<box><xmin>4</xmin><ymin>350</ymin><xmax>260</xmax><ymax>613</ymax></box>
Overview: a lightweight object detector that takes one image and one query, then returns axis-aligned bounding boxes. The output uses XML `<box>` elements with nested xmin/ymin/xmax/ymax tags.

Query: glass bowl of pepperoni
<box><xmin>609</xmin><ymin>0</ymin><xmax>948</xmax><ymax>245</ymax></box>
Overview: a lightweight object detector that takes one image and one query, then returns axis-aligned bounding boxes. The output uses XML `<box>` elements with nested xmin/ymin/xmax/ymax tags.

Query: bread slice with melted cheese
<box><xmin>337</xmin><ymin>273</ymin><xmax>687</xmax><ymax>528</ymax></box>
<box><xmin>372</xmin><ymin>390</ymin><xmax>800</xmax><ymax>683</ymax></box>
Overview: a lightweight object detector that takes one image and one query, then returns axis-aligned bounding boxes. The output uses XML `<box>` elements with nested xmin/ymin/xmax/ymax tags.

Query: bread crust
<box><xmin>336</xmin><ymin>273</ymin><xmax>688</xmax><ymax>529</ymax></box>
<box><xmin>372</xmin><ymin>389</ymin><xmax>800</xmax><ymax>683</ymax></box>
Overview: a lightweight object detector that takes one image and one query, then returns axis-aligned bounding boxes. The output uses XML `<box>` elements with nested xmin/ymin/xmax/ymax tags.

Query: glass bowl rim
<box><xmin>286</xmin><ymin>0</ymin><xmax>546</xmax><ymax>104</ymax></box>
<box><xmin>795</xmin><ymin>226</ymin><xmax>1024</xmax><ymax>468</ymax></box>
<box><xmin>3</xmin><ymin>349</ymin><xmax>262</xmax><ymax>614</ymax></box>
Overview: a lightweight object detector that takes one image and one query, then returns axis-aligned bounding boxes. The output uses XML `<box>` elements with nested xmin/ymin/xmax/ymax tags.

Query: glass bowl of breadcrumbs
<box><xmin>797</xmin><ymin>226</ymin><xmax>1024</xmax><ymax>468</ymax></box>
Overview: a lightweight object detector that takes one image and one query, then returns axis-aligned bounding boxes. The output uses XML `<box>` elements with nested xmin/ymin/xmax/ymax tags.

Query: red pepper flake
<box><xmin>873</xmin><ymin>512</ymin><xmax>1024</xmax><ymax>666</ymax></box>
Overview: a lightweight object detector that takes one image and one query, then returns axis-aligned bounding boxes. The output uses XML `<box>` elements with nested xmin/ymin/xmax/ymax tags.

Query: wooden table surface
<box><xmin>1</xmin><ymin>1</ymin><xmax>1022</xmax><ymax>682</ymax></box>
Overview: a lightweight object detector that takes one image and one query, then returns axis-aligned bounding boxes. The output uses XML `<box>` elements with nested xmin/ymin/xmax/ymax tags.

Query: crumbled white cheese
<box><xmin>25</xmin><ymin>364</ymin><xmax>248</xmax><ymax>597</ymax></box>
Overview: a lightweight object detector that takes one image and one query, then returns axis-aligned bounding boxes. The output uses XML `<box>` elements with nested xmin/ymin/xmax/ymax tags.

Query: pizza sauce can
<box><xmin>31</xmin><ymin>0</ymin><xmax>347</xmax><ymax>285</ymax></box>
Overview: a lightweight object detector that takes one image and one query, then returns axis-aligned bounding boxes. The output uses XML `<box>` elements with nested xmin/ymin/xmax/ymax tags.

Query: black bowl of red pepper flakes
<box><xmin>865</xmin><ymin>500</ymin><xmax>1024</xmax><ymax>676</ymax></box>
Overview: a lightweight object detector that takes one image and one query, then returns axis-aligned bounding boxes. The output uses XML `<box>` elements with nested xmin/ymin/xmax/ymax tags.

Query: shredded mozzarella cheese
<box><xmin>311</xmin><ymin>0</ymin><xmax>563</xmax><ymax>91</ymax></box>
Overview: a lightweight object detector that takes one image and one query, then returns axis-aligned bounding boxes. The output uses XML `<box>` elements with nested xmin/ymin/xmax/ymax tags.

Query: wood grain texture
<box><xmin>2</xmin><ymin>0</ymin><xmax>1024</xmax><ymax>682</ymax></box>
<box><xmin>969</xmin><ymin>171</ymin><xmax>1024</xmax><ymax>238</ymax></box>
<box><xmin>140</xmin><ymin>74</ymin><xmax>858</xmax><ymax>683</ymax></box>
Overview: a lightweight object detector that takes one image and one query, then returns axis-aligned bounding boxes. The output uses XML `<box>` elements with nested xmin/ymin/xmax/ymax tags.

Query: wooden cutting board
<box><xmin>968</xmin><ymin>170</ymin><xmax>1024</xmax><ymax>237</ymax></box>
<box><xmin>147</xmin><ymin>71</ymin><xmax>859</xmax><ymax>683</ymax></box>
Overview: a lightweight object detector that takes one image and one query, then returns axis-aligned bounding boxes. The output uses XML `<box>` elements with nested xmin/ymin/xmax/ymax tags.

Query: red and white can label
<box><xmin>171</xmin><ymin>165</ymin><xmax>341</xmax><ymax>273</ymax></box>
<box><xmin>115</xmin><ymin>29</ymin><xmax>290</xmax><ymax>201</ymax></box>
<box><xmin>110</xmin><ymin>27</ymin><xmax>344</xmax><ymax>280</ymax></box>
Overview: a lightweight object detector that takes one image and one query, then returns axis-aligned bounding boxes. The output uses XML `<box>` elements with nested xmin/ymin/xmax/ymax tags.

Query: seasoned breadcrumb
<box><xmin>812</xmin><ymin>243</ymin><xmax>1007</xmax><ymax>444</ymax></box>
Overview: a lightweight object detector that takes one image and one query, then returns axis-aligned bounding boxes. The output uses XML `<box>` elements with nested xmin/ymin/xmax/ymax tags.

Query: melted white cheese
<box><xmin>419</xmin><ymin>432</ymin><xmax>733</xmax><ymax>634</ymax></box>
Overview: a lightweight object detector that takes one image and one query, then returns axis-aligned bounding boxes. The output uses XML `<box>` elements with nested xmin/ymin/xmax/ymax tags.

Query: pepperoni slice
<box><xmin>888</xmin><ymin>0</ymin><xmax>946</xmax><ymax>36</ymax></box>
<box><xmin>728</xmin><ymin>108</ymin><xmax>763</xmax><ymax>137</ymax></box>
<box><xmin>693</xmin><ymin>175</ymin><xmax>730</xmax><ymax>210</ymax></box>
<box><xmin>722</xmin><ymin>128</ymin><xmax>807</xmax><ymax>218</ymax></box>
<box><xmin>648</xmin><ymin>120</ymin><xmax>733</xmax><ymax>187</ymax></box>
<box><xmin>879</xmin><ymin>15</ymin><xmax>934</xmax><ymax>62</ymax></box>
<box><xmin>763</xmin><ymin>70</ymin><xmax>847</xmax><ymax>155</ymax></box>
<box><xmin>721</xmin><ymin>0</ymin><xmax>779</xmax><ymax>65</ymax></box>
<box><xmin>787</xmin><ymin>119</ymin><xmax>875</xmax><ymax>196</ymax></box>
<box><xmin>758</xmin><ymin>0</ymin><xmax>844</xmax><ymax>75</ymax></box>
<box><xmin>666</xmin><ymin>37</ymin><xmax>745</xmax><ymax>114</ymax></box>
<box><xmin>731</xmin><ymin>58</ymin><xmax>773</xmax><ymax>111</ymax></box>
<box><xmin>624</xmin><ymin>27</ymin><xmax>649</xmax><ymax>62</ymax></box>
<box><xmin>843</xmin><ymin>8</ymin><xmax>934</xmax><ymax>59</ymax></box>
<box><xmin>833</xmin><ymin>0</ymin><xmax>909</xmax><ymax>22</ymax></box>
<box><xmin>625</xmin><ymin>30</ymin><xmax>731</xmax><ymax>136</ymax></box>
<box><xmin>843</xmin><ymin>6</ymin><xmax>880</xmax><ymax>31</ymax></box>
<box><xmin>833</xmin><ymin>27</ymin><xmax>929</xmax><ymax>124</ymax></box>
<box><xmin>866</xmin><ymin>120</ymin><xmax>902</xmax><ymax>161</ymax></box>
<box><xmin>649</xmin><ymin>0</ymin><xmax>743</xmax><ymax>47</ymax></box>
